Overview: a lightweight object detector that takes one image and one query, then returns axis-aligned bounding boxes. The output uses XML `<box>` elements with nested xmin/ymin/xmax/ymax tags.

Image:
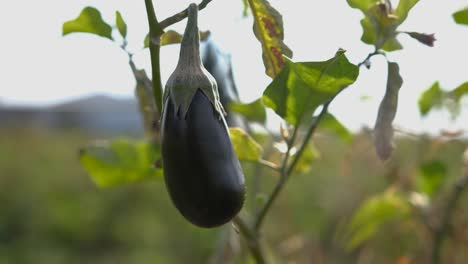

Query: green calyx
<box><xmin>164</xmin><ymin>3</ymin><xmax>225</xmax><ymax>118</ymax></box>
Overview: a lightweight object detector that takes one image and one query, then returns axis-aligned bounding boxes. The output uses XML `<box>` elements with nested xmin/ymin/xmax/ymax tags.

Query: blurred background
<box><xmin>1</xmin><ymin>0</ymin><xmax>468</xmax><ymax>263</ymax></box>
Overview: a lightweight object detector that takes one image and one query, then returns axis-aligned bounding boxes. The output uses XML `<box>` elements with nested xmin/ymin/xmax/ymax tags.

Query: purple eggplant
<box><xmin>160</xmin><ymin>4</ymin><xmax>245</xmax><ymax>228</ymax></box>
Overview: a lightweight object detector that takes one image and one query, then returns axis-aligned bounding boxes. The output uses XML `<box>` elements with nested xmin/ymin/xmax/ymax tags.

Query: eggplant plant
<box><xmin>63</xmin><ymin>1</ymin><xmax>468</xmax><ymax>263</ymax></box>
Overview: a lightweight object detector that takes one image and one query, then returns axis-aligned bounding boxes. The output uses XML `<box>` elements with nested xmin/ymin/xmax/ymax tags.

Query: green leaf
<box><xmin>230</xmin><ymin>99</ymin><xmax>267</xmax><ymax>124</ymax></box>
<box><xmin>416</xmin><ymin>160</ymin><xmax>447</xmax><ymax>197</ymax></box>
<box><xmin>262</xmin><ymin>49</ymin><xmax>359</xmax><ymax>126</ymax></box>
<box><xmin>144</xmin><ymin>30</ymin><xmax>210</xmax><ymax>48</ymax></box>
<box><xmin>360</xmin><ymin>17</ymin><xmax>377</xmax><ymax>46</ymax></box>
<box><xmin>348</xmin><ymin>1</ymin><xmax>408</xmax><ymax>51</ymax></box>
<box><xmin>229</xmin><ymin>127</ymin><xmax>263</xmax><ymax>161</ymax></box>
<box><xmin>360</xmin><ymin>16</ymin><xmax>403</xmax><ymax>51</ymax></box>
<box><xmin>344</xmin><ymin>191</ymin><xmax>410</xmax><ymax>251</ymax></box>
<box><xmin>346</xmin><ymin>0</ymin><xmax>376</xmax><ymax>13</ymax></box>
<box><xmin>63</xmin><ymin>6</ymin><xmax>112</xmax><ymax>40</ymax></box>
<box><xmin>453</xmin><ymin>7</ymin><xmax>468</xmax><ymax>25</ymax></box>
<box><xmin>395</xmin><ymin>0</ymin><xmax>420</xmax><ymax>25</ymax></box>
<box><xmin>381</xmin><ymin>36</ymin><xmax>403</xmax><ymax>51</ymax></box>
<box><xmin>79</xmin><ymin>139</ymin><xmax>162</xmax><ymax>188</ymax></box>
<box><xmin>115</xmin><ymin>11</ymin><xmax>127</xmax><ymax>38</ymax></box>
<box><xmin>450</xmin><ymin>81</ymin><xmax>468</xmax><ymax>102</ymax></box>
<box><xmin>320</xmin><ymin>113</ymin><xmax>353</xmax><ymax>142</ymax></box>
<box><xmin>418</xmin><ymin>82</ymin><xmax>443</xmax><ymax>116</ymax></box>
<box><xmin>374</xmin><ymin>61</ymin><xmax>403</xmax><ymax>161</ymax></box>
<box><xmin>242</xmin><ymin>0</ymin><xmax>250</xmax><ymax>17</ymax></box>
<box><xmin>249</xmin><ymin>0</ymin><xmax>293</xmax><ymax>78</ymax></box>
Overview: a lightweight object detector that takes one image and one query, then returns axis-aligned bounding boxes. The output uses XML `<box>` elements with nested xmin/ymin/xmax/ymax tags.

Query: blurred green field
<box><xmin>1</xmin><ymin>127</ymin><xmax>468</xmax><ymax>263</ymax></box>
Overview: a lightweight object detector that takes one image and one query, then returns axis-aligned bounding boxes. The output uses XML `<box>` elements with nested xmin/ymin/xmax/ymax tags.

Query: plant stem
<box><xmin>144</xmin><ymin>0</ymin><xmax>216</xmax><ymax>115</ymax></box>
<box><xmin>159</xmin><ymin>0</ymin><xmax>213</xmax><ymax>29</ymax></box>
<box><xmin>286</xmin><ymin>102</ymin><xmax>330</xmax><ymax>175</ymax></box>
<box><xmin>357</xmin><ymin>49</ymin><xmax>384</xmax><ymax>68</ymax></box>
<box><xmin>432</xmin><ymin>173</ymin><xmax>468</xmax><ymax>264</ymax></box>
<box><xmin>233</xmin><ymin>216</ymin><xmax>266</xmax><ymax>264</ymax></box>
<box><xmin>257</xmin><ymin>159</ymin><xmax>280</xmax><ymax>172</ymax></box>
<box><xmin>144</xmin><ymin>0</ymin><xmax>164</xmax><ymax>115</ymax></box>
<box><xmin>254</xmin><ymin>101</ymin><xmax>331</xmax><ymax>231</ymax></box>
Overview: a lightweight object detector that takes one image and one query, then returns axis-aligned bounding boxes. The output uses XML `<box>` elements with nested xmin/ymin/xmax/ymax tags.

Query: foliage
<box><xmin>418</xmin><ymin>81</ymin><xmax>468</xmax><ymax>118</ymax></box>
<box><xmin>229</xmin><ymin>127</ymin><xmax>263</xmax><ymax>161</ymax></box>
<box><xmin>262</xmin><ymin>50</ymin><xmax>358</xmax><ymax>126</ymax></box>
<box><xmin>62</xmin><ymin>7</ymin><xmax>112</xmax><ymax>40</ymax></box>
<box><xmin>79</xmin><ymin>139</ymin><xmax>162</xmax><ymax>188</ymax></box>
<box><xmin>53</xmin><ymin>1</ymin><xmax>468</xmax><ymax>263</ymax></box>
<box><xmin>344</xmin><ymin>190</ymin><xmax>411</xmax><ymax>251</ymax></box>
<box><xmin>346</xmin><ymin>0</ymin><xmax>421</xmax><ymax>51</ymax></box>
<box><xmin>453</xmin><ymin>7</ymin><xmax>468</xmax><ymax>25</ymax></box>
<box><xmin>115</xmin><ymin>11</ymin><xmax>127</xmax><ymax>38</ymax></box>
<box><xmin>1</xmin><ymin>128</ymin><xmax>467</xmax><ymax>263</ymax></box>
<box><xmin>230</xmin><ymin>99</ymin><xmax>267</xmax><ymax>124</ymax></box>
<box><xmin>248</xmin><ymin>0</ymin><xmax>293</xmax><ymax>78</ymax></box>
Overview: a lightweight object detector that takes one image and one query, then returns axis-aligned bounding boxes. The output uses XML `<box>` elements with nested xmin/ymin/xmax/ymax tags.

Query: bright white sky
<box><xmin>0</xmin><ymin>0</ymin><xmax>467</xmax><ymax>133</ymax></box>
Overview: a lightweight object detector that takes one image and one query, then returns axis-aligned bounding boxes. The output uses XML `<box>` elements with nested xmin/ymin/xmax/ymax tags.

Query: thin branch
<box><xmin>286</xmin><ymin>102</ymin><xmax>330</xmax><ymax>175</ymax></box>
<box><xmin>144</xmin><ymin>0</ymin><xmax>164</xmax><ymax>115</ymax></box>
<box><xmin>357</xmin><ymin>49</ymin><xmax>384</xmax><ymax>68</ymax></box>
<box><xmin>233</xmin><ymin>216</ymin><xmax>266</xmax><ymax>264</ymax></box>
<box><xmin>257</xmin><ymin>159</ymin><xmax>281</xmax><ymax>172</ymax></box>
<box><xmin>159</xmin><ymin>0</ymin><xmax>213</xmax><ymax>29</ymax></box>
<box><xmin>432</xmin><ymin>173</ymin><xmax>468</xmax><ymax>264</ymax></box>
<box><xmin>254</xmin><ymin>101</ymin><xmax>331</xmax><ymax>231</ymax></box>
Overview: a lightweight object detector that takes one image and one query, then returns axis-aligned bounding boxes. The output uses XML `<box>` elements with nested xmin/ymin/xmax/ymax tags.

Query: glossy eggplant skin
<box><xmin>161</xmin><ymin>90</ymin><xmax>245</xmax><ymax>228</ymax></box>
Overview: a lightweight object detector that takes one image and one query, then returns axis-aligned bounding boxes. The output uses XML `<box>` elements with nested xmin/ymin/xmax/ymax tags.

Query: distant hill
<box><xmin>0</xmin><ymin>95</ymin><xmax>144</xmax><ymax>136</ymax></box>
<box><xmin>49</xmin><ymin>95</ymin><xmax>138</xmax><ymax>113</ymax></box>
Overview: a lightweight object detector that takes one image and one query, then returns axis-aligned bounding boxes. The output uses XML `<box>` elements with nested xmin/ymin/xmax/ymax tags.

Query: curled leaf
<box><xmin>374</xmin><ymin>61</ymin><xmax>403</xmax><ymax>161</ymax></box>
<box><xmin>248</xmin><ymin>0</ymin><xmax>292</xmax><ymax>77</ymax></box>
<box><xmin>406</xmin><ymin>32</ymin><xmax>436</xmax><ymax>47</ymax></box>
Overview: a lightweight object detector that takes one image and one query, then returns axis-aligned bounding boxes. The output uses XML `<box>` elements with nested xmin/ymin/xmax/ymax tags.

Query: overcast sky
<box><xmin>0</xmin><ymin>0</ymin><xmax>467</xmax><ymax>133</ymax></box>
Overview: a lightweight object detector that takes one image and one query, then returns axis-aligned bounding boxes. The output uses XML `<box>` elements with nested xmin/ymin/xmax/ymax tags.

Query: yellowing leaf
<box><xmin>144</xmin><ymin>30</ymin><xmax>210</xmax><ymax>48</ymax></box>
<box><xmin>248</xmin><ymin>0</ymin><xmax>292</xmax><ymax>78</ymax></box>
<box><xmin>229</xmin><ymin>127</ymin><xmax>263</xmax><ymax>161</ymax></box>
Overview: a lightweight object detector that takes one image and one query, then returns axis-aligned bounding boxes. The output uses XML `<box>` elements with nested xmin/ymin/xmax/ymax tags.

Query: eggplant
<box><xmin>161</xmin><ymin>4</ymin><xmax>245</xmax><ymax>228</ymax></box>
<box><xmin>201</xmin><ymin>38</ymin><xmax>242</xmax><ymax>126</ymax></box>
